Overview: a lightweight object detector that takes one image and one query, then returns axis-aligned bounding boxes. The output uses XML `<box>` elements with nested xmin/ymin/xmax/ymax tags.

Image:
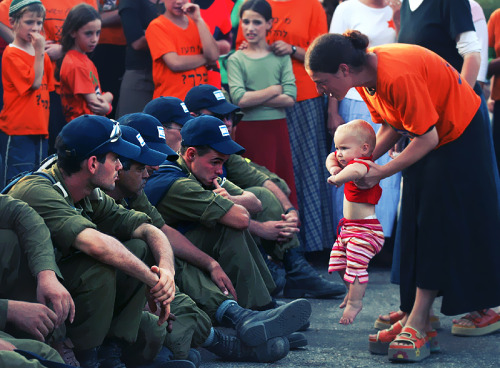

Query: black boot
<box><xmin>125</xmin><ymin>346</ymin><xmax>197</xmax><ymax>368</ymax></box>
<box><xmin>74</xmin><ymin>347</ymin><xmax>99</xmax><ymax>368</ymax></box>
<box><xmin>205</xmin><ymin>329</ymin><xmax>289</xmax><ymax>362</ymax></box>
<box><xmin>98</xmin><ymin>338</ymin><xmax>126</xmax><ymax>368</ymax></box>
<box><xmin>288</xmin><ymin>332</ymin><xmax>308</xmax><ymax>349</ymax></box>
<box><xmin>219</xmin><ymin>299</ymin><xmax>311</xmax><ymax>347</ymax></box>
<box><xmin>283</xmin><ymin>248</ymin><xmax>346</xmax><ymax>298</ymax></box>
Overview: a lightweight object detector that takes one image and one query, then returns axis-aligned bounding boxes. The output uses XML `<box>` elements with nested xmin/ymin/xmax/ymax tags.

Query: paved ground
<box><xmin>198</xmin><ymin>254</ymin><xmax>500</xmax><ymax>367</ymax></box>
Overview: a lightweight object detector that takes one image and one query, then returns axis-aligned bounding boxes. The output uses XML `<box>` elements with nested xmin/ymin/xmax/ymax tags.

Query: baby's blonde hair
<box><xmin>335</xmin><ymin>119</ymin><xmax>376</xmax><ymax>155</ymax></box>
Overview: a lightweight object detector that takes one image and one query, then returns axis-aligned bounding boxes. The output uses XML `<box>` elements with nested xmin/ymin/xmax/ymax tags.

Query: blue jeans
<box><xmin>0</xmin><ymin>132</ymin><xmax>47</xmax><ymax>187</ymax></box>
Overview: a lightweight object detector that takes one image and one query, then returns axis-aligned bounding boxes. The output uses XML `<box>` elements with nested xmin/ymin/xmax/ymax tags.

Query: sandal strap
<box><xmin>374</xmin><ymin>321</ymin><xmax>403</xmax><ymax>342</ymax></box>
<box><xmin>388</xmin><ymin>311</ymin><xmax>406</xmax><ymax>323</ymax></box>
<box><xmin>390</xmin><ymin>326</ymin><xmax>427</xmax><ymax>349</ymax></box>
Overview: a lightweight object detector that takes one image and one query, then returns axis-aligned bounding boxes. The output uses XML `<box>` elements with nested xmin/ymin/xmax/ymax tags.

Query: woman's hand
<box><xmin>352</xmin><ymin>160</ymin><xmax>385</xmax><ymax>189</ymax></box>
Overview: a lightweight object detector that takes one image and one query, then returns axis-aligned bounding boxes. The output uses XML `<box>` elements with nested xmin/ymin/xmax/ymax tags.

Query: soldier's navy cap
<box><xmin>185</xmin><ymin>84</ymin><xmax>240</xmax><ymax>115</ymax></box>
<box><xmin>118</xmin><ymin>113</ymin><xmax>179</xmax><ymax>162</ymax></box>
<box><xmin>120</xmin><ymin>126</ymin><xmax>167</xmax><ymax>166</ymax></box>
<box><xmin>181</xmin><ymin>115</ymin><xmax>245</xmax><ymax>155</ymax></box>
<box><xmin>59</xmin><ymin>115</ymin><xmax>140</xmax><ymax>160</ymax></box>
<box><xmin>143</xmin><ymin>97</ymin><xmax>193</xmax><ymax>126</ymax></box>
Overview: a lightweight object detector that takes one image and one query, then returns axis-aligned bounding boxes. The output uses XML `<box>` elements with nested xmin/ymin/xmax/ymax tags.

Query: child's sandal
<box><xmin>388</xmin><ymin>326</ymin><xmax>430</xmax><ymax>362</ymax></box>
<box><xmin>368</xmin><ymin>321</ymin><xmax>403</xmax><ymax>355</ymax></box>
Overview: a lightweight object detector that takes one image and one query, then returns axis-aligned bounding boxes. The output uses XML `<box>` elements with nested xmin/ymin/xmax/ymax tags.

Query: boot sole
<box><xmin>288</xmin><ymin>332</ymin><xmax>308</xmax><ymax>349</ymax></box>
<box><xmin>253</xmin><ymin>337</ymin><xmax>290</xmax><ymax>362</ymax></box>
<box><xmin>283</xmin><ymin>287</ymin><xmax>346</xmax><ymax>299</ymax></box>
<box><xmin>238</xmin><ymin>299</ymin><xmax>311</xmax><ymax>347</ymax></box>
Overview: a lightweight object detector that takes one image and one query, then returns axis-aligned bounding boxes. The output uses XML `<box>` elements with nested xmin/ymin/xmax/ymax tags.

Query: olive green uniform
<box><xmin>9</xmin><ymin>165</ymin><xmax>153</xmax><ymax>352</ymax></box>
<box><xmin>126</xmin><ymin>192</ymin><xmax>231</xmax><ymax>318</ymax></box>
<box><xmin>120</xmin><ymin>194</ymin><xmax>212</xmax><ymax>359</ymax></box>
<box><xmin>0</xmin><ymin>194</ymin><xmax>61</xmax><ymax>300</ymax></box>
<box><xmin>148</xmin><ymin>157</ymin><xmax>275</xmax><ymax>309</ymax></box>
<box><xmin>0</xmin><ymin>330</ymin><xmax>65</xmax><ymax>368</ymax></box>
<box><xmin>0</xmin><ymin>195</ymin><xmax>66</xmax><ymax>366</ymax></box>
<box><xmin>224</xmin><ymin>154</ymin><xmax>299</xmax><ymax>260</ymax></box>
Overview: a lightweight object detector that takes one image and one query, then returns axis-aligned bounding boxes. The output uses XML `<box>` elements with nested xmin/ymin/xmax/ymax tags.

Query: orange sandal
<box><xmin>451</xmin><ymin>309</ymin><xmax>500</xmax><ymax>336</ymax></box>
<box><xmin>374</xmin><ymin>311</ymin><xmax>441</xmax><ymax>330</ymax></box>
<box><xmin>369</xmin><ymin>321</ymin><xmax>403</xmax><ymax>355</ymax></box>
<box><xmin>388</xmin><ymin>326</ymin><xmax>430</xmax><ymax>362</ymax></box>
<box><xmin>373</xmin><ymin>311</ymin><xmax>406</xmax><ymax>330</ymax></box>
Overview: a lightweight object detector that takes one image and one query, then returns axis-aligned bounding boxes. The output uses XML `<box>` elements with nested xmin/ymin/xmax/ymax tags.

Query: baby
<box><xmin>325</xmin><ymin>119</ymin><xmax>384</xmax><ymax>325</ymax></box>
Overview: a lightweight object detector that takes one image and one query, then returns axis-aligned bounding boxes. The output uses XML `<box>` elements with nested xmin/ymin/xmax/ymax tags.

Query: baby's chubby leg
<box><xmin>339</xmin><ymin>277</ymin><xmax>367</xmax><ymax>325</ymax></box>
<box><xmin>337</xmin><ymin>270</ymin><xmax>350</xmax><ymax>309</ymax></box>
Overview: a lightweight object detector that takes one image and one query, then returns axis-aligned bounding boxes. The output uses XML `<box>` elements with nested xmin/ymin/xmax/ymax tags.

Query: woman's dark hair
<box><xmin>305</xmin><ymin>30</ymin><xmax>369</xmax><ymax>74</ymax></box>
<box><xmin>55</xmin><ymin>3</ymin><xmax>101</xmax><ymax>80</ymax></box>
<box><xmin>55</xmin><ymin>136</ymin><xmax>106</xmax><ymax>176</ymax></box>
<box><xmin>239</xmin><ymin>0</ymin><xmax>272</xmax><ymax>21</ymax></box>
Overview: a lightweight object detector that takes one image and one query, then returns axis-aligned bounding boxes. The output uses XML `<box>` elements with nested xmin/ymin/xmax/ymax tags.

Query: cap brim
<box><xmin>96</xmin><ymin>137</ymin><xmax>141</xmax><ymax>160</ymax></box>
<box><xmin>177</xmin><ymin>114</ymin><xmax>194</xmax><ymax>126</ymax></box>
<box><xmin>209</xmin><ymin>101</ymin><xmax>240</xmax><ymax>115</ymax></box>
<box><xmin>211</xmin><ymin>140</ymin><xmax>245</xmax><ymax>155</ymax></box>
<box><xmin>147</xmin><ymin>141</ymin><xmax>179</xmax><ymax>162</ymax></box>
<box><xmin>136</xmin><ymin>146</ymin><xmax>168</xmax><ymax>166</ymax></box>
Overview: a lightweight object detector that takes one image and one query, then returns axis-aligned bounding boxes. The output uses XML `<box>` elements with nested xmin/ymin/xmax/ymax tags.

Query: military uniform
<box><xmin>224</xmin><ymin>154</ymin><xmax>299</xmax><ymax>260</ymax></box>
<box><xmin>145</xmin><ymin>157</ymin><xmax>275</xmax><ymax>309</ymax></box>
<box><xmin>0</xmin><ymin>330</ymin><xmax>66</xmax><ymax>367</ymax></box>
<box><xmin>0</xmin><ymin>195</ymin><xmax>66</xmax><ymax>367</ymax></box>
<box><xmin>0</xmin><ymin>194</ymin><xmax>61</xmax><ymax>299</ymax></box>
<box><xmin>246</xmin><ymin>159</ymin><xmax>291</xmax><ymax>196</ymax></box>
<box><xmin>118</xmin><ymin>194</ymin><xmax>212</xmax><ymax>359</ymax></box>
<box><xmin>126</xmin><ymin>192</ymin><xmax>231</xmax><ymax>317</ymax></box>
<box><xmin>9</xmin><ymin>165</ymin><xmax>153</xmax><ymax>351</ymax></box>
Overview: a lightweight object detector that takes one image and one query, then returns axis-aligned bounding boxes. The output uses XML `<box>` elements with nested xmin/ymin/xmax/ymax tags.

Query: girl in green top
<box><xmin>227</xmin><ymin>0</ymin><xmax>297</xmax><ymax>206</ymax></box>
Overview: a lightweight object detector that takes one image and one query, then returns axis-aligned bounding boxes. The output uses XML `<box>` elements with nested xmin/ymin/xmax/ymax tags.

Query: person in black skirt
<box><xmin>305</xmin><ymin>30</ymin><xmax>500</xmax><ymax>362</ymax></box>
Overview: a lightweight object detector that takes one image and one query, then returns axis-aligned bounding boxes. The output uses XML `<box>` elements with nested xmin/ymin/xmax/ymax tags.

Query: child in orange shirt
<box><xmin>58</xmin><ymin>3</ymin><xmax>113</xmax><ymax>122</ymax></box>
<box><xmin>0</xmin><ymin>0</ymin><xmax>54</xmax><ymax>187</ymax></box>
<box><xmin>145</xmin><ymin>0</ymin><xmax>219</xmax><ymax>100</ymax></box>
<box><xmin>325</xmin><ymin>119</ymin><xmax>384</xmax><ymax>325</ymax></box>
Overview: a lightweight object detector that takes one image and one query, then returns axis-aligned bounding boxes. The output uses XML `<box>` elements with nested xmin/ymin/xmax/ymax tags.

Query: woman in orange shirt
<box><xmin>306</xmin><ymin>30</ymin><xmax>500</xmax><ymax>362</ymax></box>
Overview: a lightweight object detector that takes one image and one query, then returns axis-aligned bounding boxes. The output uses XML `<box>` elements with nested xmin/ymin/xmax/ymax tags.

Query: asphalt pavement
<box><xmin>198</xmin><ymin>254</ymin><xmax>500</xmax><ymax>368</ymax></box>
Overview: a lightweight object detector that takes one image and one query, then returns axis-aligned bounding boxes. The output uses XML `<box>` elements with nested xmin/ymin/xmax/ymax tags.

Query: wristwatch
<box><xmin>291</xmin><ymin>45</ymin><xmax>297</xmax><ymax>56</ymax></box>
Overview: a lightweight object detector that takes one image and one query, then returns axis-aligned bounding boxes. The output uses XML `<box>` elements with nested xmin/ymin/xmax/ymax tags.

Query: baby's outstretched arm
<box><xmin>329</xmin><ymin>162</ymin><xmax>368</xmax><ymax>187</ymax></box>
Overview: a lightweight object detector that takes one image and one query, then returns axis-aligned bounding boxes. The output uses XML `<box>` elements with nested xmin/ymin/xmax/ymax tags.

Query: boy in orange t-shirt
<box><xmin>145</xmin><ymin>0</ymin><xmax>219</xmax><ymax>100</ymax></box>
<box><xmin>0</xmin><ymin>0</ymin><xmax>54</xmax><ymax>187</ymax></box>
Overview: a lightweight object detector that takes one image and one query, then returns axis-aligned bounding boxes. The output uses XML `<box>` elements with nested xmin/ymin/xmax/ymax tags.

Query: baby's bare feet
<box><xmin>339</xmin><ymin>299</ymin><xmax>363</xmax><ymax>325</ymax></box>
<box><xmin>339</xmin><ymin>294</ymin><xmax>348</xmax><ymax>309</ymax></box>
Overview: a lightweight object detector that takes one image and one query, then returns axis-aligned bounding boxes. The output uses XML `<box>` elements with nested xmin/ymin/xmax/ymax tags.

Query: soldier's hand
<box><xmin>37</xmin><ymin>270</ymin><xmax>75</xmax><ymax>327</ymax></box>
<box><xmin>208</xmin><ymin>261</ymin><xmax>237</xmax><ymax>301</ymax></box>
<box><xmin>257</xmin><ymin>220</ymin><xmax>299</xmax><ymax>241</ymax></box>
<box><xmin>147</xmin><ymin>291</ymin><xmax>172</xmax><ymax>326</ymax></box>
<box><xmin>166</xmin><ymin>312</ymin><xmax>176</xmax><ymax>332</ymax></box>
<box><xmin>0</xmin><ymin>338</ymin><xmax>16</xmax><ymax>351</ymax></box>
<box><xmin>149</xmin><ymin>266</ymin><xmax>175</xmax><ymax>305</ymax></box>
<box><xmin>213</xmin><ymin>179</ymin><xmax>230</xmax><ymax>199</ymax></box>
<box><xmin>7</xmin><ymin>301</ymin><xmax>57</xmax><ymax>342</ymax></box>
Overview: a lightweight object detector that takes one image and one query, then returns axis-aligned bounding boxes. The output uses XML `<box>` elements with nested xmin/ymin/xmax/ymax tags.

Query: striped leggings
<box><xmin>328</xmin><ymin>218</ymin><xmax>384</xmax><ymax>284</ymax></box>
